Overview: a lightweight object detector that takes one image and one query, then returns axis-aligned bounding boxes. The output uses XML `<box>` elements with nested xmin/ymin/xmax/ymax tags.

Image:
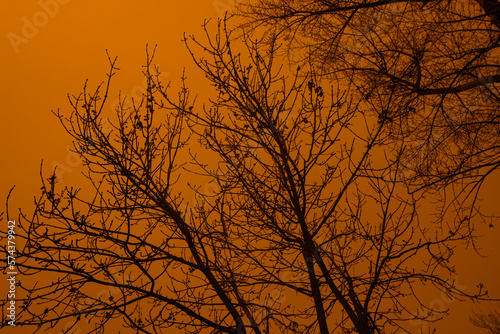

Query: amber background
<box><xmin>0</xmin><ymin>1</ymin><xmax>499</xmax><ymax>333</ymax></box>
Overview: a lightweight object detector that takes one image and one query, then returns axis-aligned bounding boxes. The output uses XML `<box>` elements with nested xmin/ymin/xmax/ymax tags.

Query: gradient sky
<box><xmin>1</xmin><ymin>1</ymin><xmax>499</xmax><ymax>333</ymax></box>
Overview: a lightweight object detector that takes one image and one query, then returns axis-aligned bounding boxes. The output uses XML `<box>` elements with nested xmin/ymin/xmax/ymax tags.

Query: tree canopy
<box><xmin>237</xmin><ymin>0</ymin><xmax>500</xmax><ymax>192</ymax></box>
<box><xmin>1</xmin><ymin>12</ymin><xmax>495</xmax><ymax>334</ymax></box>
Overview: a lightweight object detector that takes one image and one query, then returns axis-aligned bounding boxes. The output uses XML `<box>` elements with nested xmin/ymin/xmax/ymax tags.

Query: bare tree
<box><xmin>471</xmin><ymin>307</ymin><xmax>500</xmax><ymax>334</ymax></box>
<box><xmin>1</xmin><ymin>19</ymin><xmax>490</xmax><ymax>334</ymax></box>
<box><xmin>236</xmin><ymin>0</ymin><xmax>500</xmax><ymax>195</ymax></box>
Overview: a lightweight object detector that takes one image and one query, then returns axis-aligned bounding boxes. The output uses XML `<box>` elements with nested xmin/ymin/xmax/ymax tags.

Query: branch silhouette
<box><xmin>1</xmin><ymin>18</ymin><xmax>494</xmax><ymax>334</ymax></box>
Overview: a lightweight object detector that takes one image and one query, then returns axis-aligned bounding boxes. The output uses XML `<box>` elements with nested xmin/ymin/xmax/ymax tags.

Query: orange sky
<box><xmin>1</xmin><ymin>1</ymin><xmax>499</xmax><ymax>333</ymax></box>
